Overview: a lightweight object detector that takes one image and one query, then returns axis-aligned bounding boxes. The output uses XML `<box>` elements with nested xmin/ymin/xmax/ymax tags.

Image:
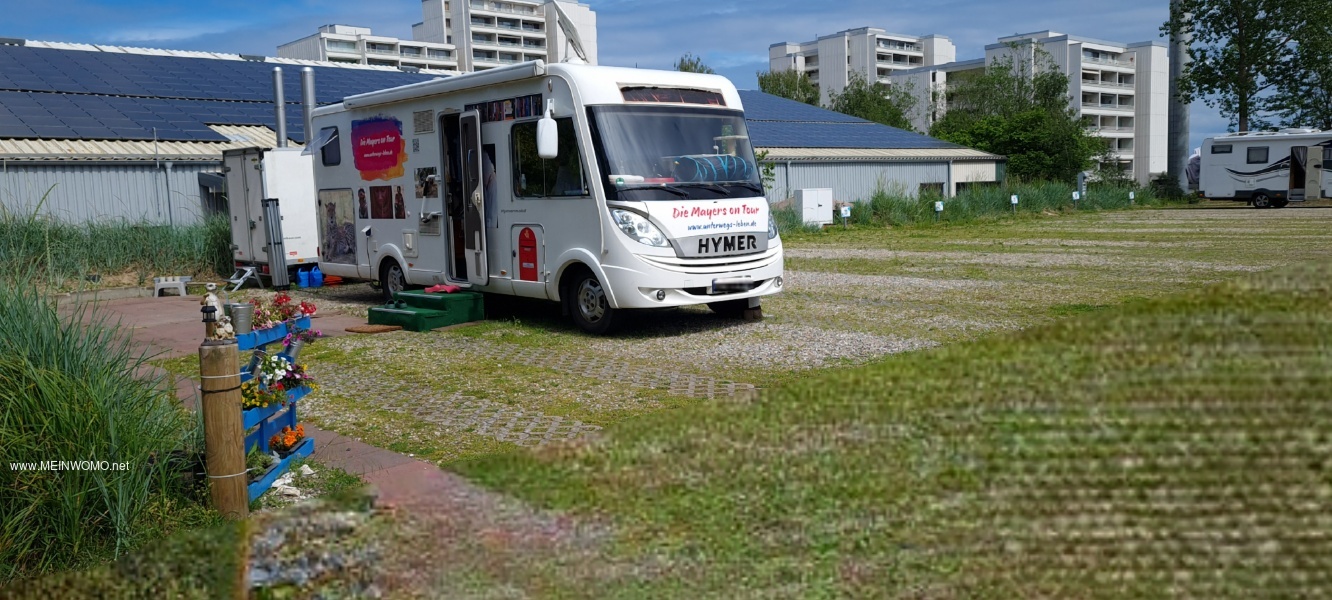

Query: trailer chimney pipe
<box><xmin>300</xmin><ymin>67</ymin><xmax>315</xmax><ymax>146</ymax></box>
<box><xmin>272</xmin><ymin>67</ymin><xmax>287</xmax><ymax>148</ymax></box>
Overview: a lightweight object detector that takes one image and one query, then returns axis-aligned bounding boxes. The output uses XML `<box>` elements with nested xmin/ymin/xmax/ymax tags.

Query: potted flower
<box><xmin>281</xmin><ymin>326</ymin><xmax>321</xmax><ymax>361</ymax></box>
<box><xmin>241</xmin><ymin>380</ymin><xmax>286</xmax><ymax>410</ymax></box>
<box><xmin>269</xmin><ymin>424</ymin><xmax>306</xmax><ymax>457</ymax></box>
<box><xmin>279</xmin><ymin>361</ymin><xmax>317</xmax><ymax>393</ymax></box>
<box><xmin>246</xmin><ymin>443</ymin><xmax>276</xmax><ymax>483</ymax></box>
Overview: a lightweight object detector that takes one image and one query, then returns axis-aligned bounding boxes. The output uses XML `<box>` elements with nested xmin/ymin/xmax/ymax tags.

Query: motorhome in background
<box><xmin>308</xmin><ymin>60</ymin><xmax>784</xmax><ymax>333</ymax></box>
<box><xmin>225</xmin><ymin>147</ymin><xmax>320</xmax><ymax>282</ymax></box>
<box><xmin>1198</xmin><ymin>129</ymin><xmax>1332</xmax><ymax>208</ymax></box>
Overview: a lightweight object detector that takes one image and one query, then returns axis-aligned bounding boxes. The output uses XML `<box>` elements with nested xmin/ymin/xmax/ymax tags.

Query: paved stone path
<box><xmin>457</xmin><ymin>342</ymin><xmax>759</xmax><ymax>400</ymax></box>
<box><xmin>379</xmin><ymin>392</ymin><xmax>604</xmax><ymax>447</ymax></box>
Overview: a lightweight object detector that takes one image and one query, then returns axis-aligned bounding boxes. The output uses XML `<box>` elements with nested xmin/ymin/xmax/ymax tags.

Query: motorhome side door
<box><xmin>1290</xmin><ymin>147</ymin><xmax>1309</xmax><ymax>200</ymax></box>
<box><xmin>1306</xmin><ymin>146</ymin><xmax>1324</xmax><ymax>199</ymax></box>
<box><xmin>460</xmin><ymin>110</ymin><xmax>488</xmax><ymax>286</ymax></box>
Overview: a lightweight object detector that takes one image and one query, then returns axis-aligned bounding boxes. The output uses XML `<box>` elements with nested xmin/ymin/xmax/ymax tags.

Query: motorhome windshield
<box><xmin>588</xmin><ymin>105</ymin><xmax>764</xmax><ymax>201</ymax></box>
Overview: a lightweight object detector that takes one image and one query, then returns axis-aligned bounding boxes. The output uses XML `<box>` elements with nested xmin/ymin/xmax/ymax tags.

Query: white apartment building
<box><xmin>891</xmin><ymin>31</ymin><xmax>1168</xmax><ymax>185</ymax></box>
<box><xmin>769</xmin><ymin>27</ymin><xmax>955</xmax><ymax>107</ymax></box>
<box><xmin>278</xmin><ymin>0</ymin><xmax>596</xmax><ymax>73</ymax></box>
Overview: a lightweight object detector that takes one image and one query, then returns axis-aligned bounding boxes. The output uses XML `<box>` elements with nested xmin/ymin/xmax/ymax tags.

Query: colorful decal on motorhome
<box><xmin>351</xmin><ymin>116</ymin><xmax>407</xmax><ymax>181</ymax></box>
<box><xmin>317</xmin><ymin>189</ymin><xmax>357</xmax><ymax>265</ymax></box>
<box><xmin>1226</xmin><ymin>157</ymin><xmax>1291</xmax><ymax>178</ymax></box>
<box><xmin>465</xmin><ymin>94</ymin><xmax>542</xmax><ymax>124</ymax></box>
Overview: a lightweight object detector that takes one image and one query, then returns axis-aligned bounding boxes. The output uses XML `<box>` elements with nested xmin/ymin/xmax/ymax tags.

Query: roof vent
<box><xmin>240</xmin><ymin>54</ymin><xmax>266</xmax><ymax>62</ymax></box>
<box><xmin>0</xmin><ymin>37</ymin><xmax>25</xmax><ymax>46</ymax></box>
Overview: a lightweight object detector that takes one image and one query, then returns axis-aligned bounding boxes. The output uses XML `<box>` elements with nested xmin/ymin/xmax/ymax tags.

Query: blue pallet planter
<box><xmin>236</xmin><ymin>316</ymin><xmax>311</xmax><ymax>351</ymax></box>
<box><xmin>247</xmin><ymin>437</ymin><xmax>314</xmax><ymax>502</ymax></box>
<box><xmin>236</xmin><ymin>314</ymin><xmax>316</xmax><ymax>501</ymax></box>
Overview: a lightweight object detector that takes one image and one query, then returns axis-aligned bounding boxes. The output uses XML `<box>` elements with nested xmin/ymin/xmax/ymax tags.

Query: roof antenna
<box><xmin>548</xmin><ymin>1</ymin><xmax>587</xmax><ymax>64</ymax></box>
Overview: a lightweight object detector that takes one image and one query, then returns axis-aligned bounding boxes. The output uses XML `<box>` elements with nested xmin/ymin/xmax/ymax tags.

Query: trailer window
<box><xmin>318</xmin><ymin>127</ymin><xmax>341</xmax><ymax>166</ymax></box>
<box><xmin>1210</xmin><ymin>144</ymin><xmax>1232</xmax><ymax>154</ymax></box>
<box><xmin>1247</xmin><ymin>146</ymin><xmax>1268</xmax><ymax>164</ymax></box>
<box><xmin>511</xmin><ymin>118</ymin><xmax>586</xmax><ymax>197</ymax></box>
<box><xmin>1324</xmin><ymin>147</ymin><xmax>1332</xmax><ymax>162</ymax></box>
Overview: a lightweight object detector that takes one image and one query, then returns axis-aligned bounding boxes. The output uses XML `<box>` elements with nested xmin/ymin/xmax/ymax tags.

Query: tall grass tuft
<box><xmin>0</xmin><ymin>275</ymin><xmax>195</xmax><ymax>581</ymax></box>
<box><xmin>0</xmin><ymin>197</ymin><xmax>231</xmax><ymax>286</ymax></box>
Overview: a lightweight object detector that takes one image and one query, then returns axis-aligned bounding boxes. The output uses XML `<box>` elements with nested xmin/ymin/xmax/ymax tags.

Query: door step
<box><xmin>367</xmin><ymin>290</ymin><xmax>486</xmax><ymax>332</ymax></box>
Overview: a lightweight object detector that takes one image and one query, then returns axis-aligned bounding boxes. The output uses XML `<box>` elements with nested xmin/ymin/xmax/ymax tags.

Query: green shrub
<box><xmin>0</xmin><ymin>276</ymin><xmax>198</xmax><ymax>581</ymax></box>
<box><xmin>841</xmin><ymin>180</ymin><xmax>1166</xmax><ymax>228</ymax></box>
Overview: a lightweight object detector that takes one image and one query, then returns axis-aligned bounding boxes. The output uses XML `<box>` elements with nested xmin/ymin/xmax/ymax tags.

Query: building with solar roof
<box><xmin>0</xmin><ymin>38</ymin><xmax>999</xmax><ymax>226</ymax></box>
<box><xmin>0</xmin><ymin>39</ymin><xmax>443</xmax><ymax>225</ymax></box>
<box><xmin>739</xmin><ymin>90</ymin><xmax>1004</xmax><ymax>203</ymax></box>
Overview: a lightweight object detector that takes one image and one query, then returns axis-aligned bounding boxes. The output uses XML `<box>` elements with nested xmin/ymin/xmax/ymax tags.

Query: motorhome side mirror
<box><xmin>537</xmin><ymin>115</ymin><xmax>558</xmax><ymax>159</ymax></box>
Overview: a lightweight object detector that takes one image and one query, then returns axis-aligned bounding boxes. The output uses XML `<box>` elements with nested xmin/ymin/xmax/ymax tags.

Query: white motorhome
<box><xmin>1199</xmin><ymin>129</ymin><xmax>1331</xmax><ymax>208</ymax></box>
<box><xmin>307</xmin><ymin>60</ymin><xmax>784</xmax><ymax>333</ymax></box>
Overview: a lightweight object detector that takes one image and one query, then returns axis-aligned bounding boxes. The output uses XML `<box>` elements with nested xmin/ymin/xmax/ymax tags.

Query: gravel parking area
<box><xmin>273</xmin><ymin>207</ymin><xmax>1332</xmax><ymax>465</ymax></box>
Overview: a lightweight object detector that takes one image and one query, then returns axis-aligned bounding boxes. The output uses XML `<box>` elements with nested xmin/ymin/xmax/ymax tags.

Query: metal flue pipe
<box><xmin>301</xmin><ymin>67</ymin><xmax>316</xmax><ymax>145</ymax></box>
<box><xmin>1167</xmin><ymin>0</ymin><xmax>1192</xmax><ymax>189</ymax></box>
<box><xmin>272</xmin><ymin>67</ymin><xmax>287</xmax><ymax>148</ymax></box>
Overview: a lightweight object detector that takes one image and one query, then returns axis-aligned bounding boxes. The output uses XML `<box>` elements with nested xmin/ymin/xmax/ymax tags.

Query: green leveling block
<box><xmin>367</xmin><ymin>290</ymin><xmax>486</xmax><ymax>332</ymax></box>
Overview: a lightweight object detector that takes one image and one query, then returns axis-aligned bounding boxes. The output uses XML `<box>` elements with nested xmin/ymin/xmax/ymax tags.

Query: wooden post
<box><xmin>200</xmin><ymin>338</ymin><xmax>248</xmax><ymax>519</ymax></box>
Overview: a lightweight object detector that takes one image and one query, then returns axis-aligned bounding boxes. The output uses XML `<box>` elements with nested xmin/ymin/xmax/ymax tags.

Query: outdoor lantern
<box><xmin>201</xmin><ymin>305</ymin><xmax>217</xmax><ymax>323</ymax></box>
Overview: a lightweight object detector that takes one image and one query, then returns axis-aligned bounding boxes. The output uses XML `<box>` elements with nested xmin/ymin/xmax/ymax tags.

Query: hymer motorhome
<box><xmin>308</xmin><ymin>60</ymin><xmax>784</xmax><ymax>333</ymax></box>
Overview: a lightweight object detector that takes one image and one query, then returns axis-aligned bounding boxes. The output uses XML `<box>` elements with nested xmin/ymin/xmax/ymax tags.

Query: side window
<box><xmin>1323</xmin><ymin>147</ymin><xmax>1332</xmax><ymax>163</ymax></box>
<box><xmin>319</xmin><ymin>127</ymin><xmax>341</xmax><ymax>166</ymax></box>
<box><xmin>1210</xmin><ymin>144</ymin><xmax>1232</xmax><ymax>154</ymax></box>
<box><xmin>1247</xmin><ymin>146</ymin><xmax>1268</xmax><ymax>164</ymax></box>
<box><xmin>511</xmin><ymin>118</ymin><xmax>586</xmax><ymax>198</ymax></box>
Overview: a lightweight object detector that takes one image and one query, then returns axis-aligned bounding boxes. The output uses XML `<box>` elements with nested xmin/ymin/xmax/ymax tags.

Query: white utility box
<box><xmin>795</xmin><ymin>188</ymin><xmax>834</xmax><ymax>226</ymax></box>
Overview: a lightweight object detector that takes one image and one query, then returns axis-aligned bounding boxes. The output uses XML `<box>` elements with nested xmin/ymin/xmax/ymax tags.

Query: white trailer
<box><xmin>224</xmin><ymin>147</ymin><xmax>320</xmax><ymax>280</ymax></box>
<box><xmin>308</xmin><ymin>60</ymin><xmax>784</xmax><ymax>333</ymax></box>
<box><xmin>1199</xmin><ymin>129</ymin><xmax>1332</xmax><ymax>208</ymax></box>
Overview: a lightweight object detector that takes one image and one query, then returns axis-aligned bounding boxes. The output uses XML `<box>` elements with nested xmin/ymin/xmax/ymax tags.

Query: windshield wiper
<box><xmin>615</xmin><ymin>184</ymin><xmax>689</xmax><ymax>197</ymax></box>
<box><xmin>669</xmin><ymin>182</ymin><xmax>730</xmax><ymax>195</ymax></box>
<box><xmin>727</xmin><ymin>182</ymin><xmax>764</xmax><ymax>194</ymax></box>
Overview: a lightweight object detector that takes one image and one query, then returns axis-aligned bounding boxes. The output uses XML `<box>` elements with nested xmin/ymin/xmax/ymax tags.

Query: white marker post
<box><xmin>840</xmin><ymin>205</ymin><xmax>851</xmax><ymax>229</ymax></box>
<box><xmin>1072</xmin><ymin>191</ymin><xmax>1081</xmax><ymax>208</ymax></box>
<box><xmin>1010</xmin><ymin>194</ymin><xmax>1019</xmax><ymax>214</ymax></box>
<box><xmin>1129</xmin><ymin>191</ymin><xmax>1135</xmax><ymax>206</ymax></box>
<box><xmin>934</xmin><ymin>200</ymin><xmax>944</xmax><ymax>223</ymax></box>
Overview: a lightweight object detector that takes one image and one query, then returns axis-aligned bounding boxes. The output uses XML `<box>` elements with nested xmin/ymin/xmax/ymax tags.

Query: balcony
<box><xmin>366</xmin><ymin>43</ymin><xmax>398</xmax><ymax>56</ymax></box>
<box><xmin>1082</xmin><ymin>55</ymin><xmax>1134</xmax><ymax>68</ymax></box>
<box><xmin>877</xmin><ymin>40</ymin><xmax>921</xmax><ymax>52</ymax></box>
<box><xmin>400</xmin><ymin>47</ymin><xmax>423</xmax><ymax>57</ymax></box>
<box><xmin>470</xmin><ymin>1</ymin><xmax>540</xmax><ymax>16</ymax></box>
<box><xmin>325</xmin><ymin>40</ymin><xmax>358</xmax><ymax>53</ymax></box>
<box><xmin>1081</xmin><ymin>79</ymin><xmax>1134</xmax><ymax>90</ymax></box>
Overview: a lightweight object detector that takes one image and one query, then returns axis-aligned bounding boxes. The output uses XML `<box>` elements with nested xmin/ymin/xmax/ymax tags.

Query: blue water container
<box><xmin>296</xmin><ymin>269</ymin><xmax>310</xmax><ymax>288</ymax></box>
<box><xmin>310</xmin><ymin>265</ymin><xmax>324</xmax><ymax>288</ymax></box>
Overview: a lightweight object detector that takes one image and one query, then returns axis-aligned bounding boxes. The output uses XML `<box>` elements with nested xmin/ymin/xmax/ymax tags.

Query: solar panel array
<box><xmin>0</xmin><ymin>45</ymin><xmax>437</xmax><ymax>142</ymax></box>
<box><xmin>738</xmin><ymin>90</ymin><xmax>961</xmax><ymax>150</ymax></box>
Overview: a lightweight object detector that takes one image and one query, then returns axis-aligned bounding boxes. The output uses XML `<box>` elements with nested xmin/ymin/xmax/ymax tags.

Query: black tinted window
<box><xmin>1210</xmin><ymin>144</ymin><xmax>1231</xmax><ymax>154</ymax></box>
<box><xmin>1247</xmin><ymin>146</ymin><xmax>1268</xmax><ymax>164</ymax></box>
<box><xmin>319</xmin><ymin>127</ymin><xmax>341</xmax><ymax>166</ymax></box>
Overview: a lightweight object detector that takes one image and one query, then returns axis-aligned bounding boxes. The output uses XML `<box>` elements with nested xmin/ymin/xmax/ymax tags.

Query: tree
<box><xmin>756</xmin><ymin>70</ymin><xmax>819</xmax><ymax>105</ymax></box>
<box><xmin>930</xmin><ymin>48</ymin><xmax>1101</xmax><ymax>183</ymax></box>
<box><xmin>673</xmin><ymin>53</ymin><xmax>715</xmax><ymax>74</ymax></box>
<box><xmin>1270</xmin><ymin>22</ymin><xmax>1332</xmax><ymax>130</ymax></box>
<box><xmin>1162</xmin><ymin>0</ymin><xmax>1332</xmax><ymax>132</ymax></box>
<box><xmin>825</xmin><ymin>73</ymin><xmax>918</xmax><ymax>131</ymax></box>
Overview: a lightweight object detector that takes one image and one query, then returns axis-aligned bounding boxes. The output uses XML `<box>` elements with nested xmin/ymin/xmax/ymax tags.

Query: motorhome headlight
<box><xmin>611</xmin><ymin>209</ymin><xmax>670</xmax><ymax>248</ymax></box>
<box><xmin>767</xmin><ymin>214</ymin><xmax>779</xmax><ymax>240</ymax></box>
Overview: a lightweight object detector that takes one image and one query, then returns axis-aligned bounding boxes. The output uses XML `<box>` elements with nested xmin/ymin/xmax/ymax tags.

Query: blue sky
<box><xmin>6</xmin><ymin>0</ymin><xmax>1224</xmax><ymax>148</ymax></box>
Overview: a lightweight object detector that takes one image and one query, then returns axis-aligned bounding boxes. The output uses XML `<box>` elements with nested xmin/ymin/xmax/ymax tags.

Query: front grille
<box><xmin>636</xmin><ymin>247</ymin><xmax>781</xmax><ymax>274</ymax></box>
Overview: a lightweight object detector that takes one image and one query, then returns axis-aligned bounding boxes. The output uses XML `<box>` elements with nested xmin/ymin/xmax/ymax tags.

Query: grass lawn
<box><xmin>452</xmin><ymin>261</ymin><xmax>1332</xmax><ymax>598</ymax></box>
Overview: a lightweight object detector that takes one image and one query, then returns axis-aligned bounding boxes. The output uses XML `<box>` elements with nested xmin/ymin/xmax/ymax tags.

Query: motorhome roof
<box><xmin>314</xmin><ymin>60</ymin><xmax>743</xmax><ymax>117</ymax></box>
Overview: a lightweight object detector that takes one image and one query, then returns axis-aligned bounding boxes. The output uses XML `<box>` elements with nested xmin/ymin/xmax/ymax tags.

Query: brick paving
<box><xmin>459</xmin><ymin>343</ymin><xmax>759</xmax><ymax>400</ymax></box>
